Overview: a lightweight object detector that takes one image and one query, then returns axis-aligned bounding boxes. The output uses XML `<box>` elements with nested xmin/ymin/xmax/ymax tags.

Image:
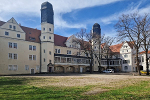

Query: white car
<box><xmin>103</xmin><ymin>69</ymin><xmax>114</xmax><ymax>73</ymax></box>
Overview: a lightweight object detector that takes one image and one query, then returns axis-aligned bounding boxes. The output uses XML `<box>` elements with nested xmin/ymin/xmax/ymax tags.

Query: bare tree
<box><xmin>74</xmin><ymin>29</ymin><xmax>94</xmax><ymax>73</ymax></box>
<box><xmin>115</xmin><ymin>13</ymin><xmax>145</xmax><ymax>75</ymax></box>
<box><xmin>93</xmin><ymin>34</ymin><xmax>115</xmax><ymax>72</ymax></box>
<box><xmin>140</xmin><ymin>14</ymin><xmax>150</xmax><ymax>75</ymax></box>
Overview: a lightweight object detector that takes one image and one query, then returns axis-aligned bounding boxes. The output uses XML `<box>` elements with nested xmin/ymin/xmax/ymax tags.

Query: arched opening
<box><xmin>66</xmin><ymin>66</ymin><xmax>75</xmax><ymax>73</ymax></box>
<box><xmin>55</xmin><ymin>66</ymin><xmax>64</xmax><ymax>73</ymax></box>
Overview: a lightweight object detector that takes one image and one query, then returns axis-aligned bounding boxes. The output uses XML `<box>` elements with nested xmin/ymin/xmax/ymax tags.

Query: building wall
<box><xmin>120</xmin><ymin>42</ymin><xmax>133</xmax><ymax>72</ymax></box>
<box><xmin>0</xmin><ymin>37</ymin><xmax>40</xmax><ymax>75</ymax></box>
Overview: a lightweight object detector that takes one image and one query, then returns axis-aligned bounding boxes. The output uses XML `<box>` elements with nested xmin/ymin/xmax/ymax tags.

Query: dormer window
<box><xmin>49</xmin><ymin>28</ymin><xmax>51</xmax><ymax>31</ymax></box>
<box><xmin>9</xmin><ymin>25</ymin><xmax>12</xmax><ymax>28</ymax></box>
<box><xmin>13</xmin><ymin>26</ymin><xmax>16</xmax><ymax>30</ymax></box>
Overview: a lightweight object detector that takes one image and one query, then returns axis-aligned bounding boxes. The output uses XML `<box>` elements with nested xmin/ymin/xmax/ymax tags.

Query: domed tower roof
<box><xmin>41</xmin><ymin>1</ymin><xmax>54</xmax><ymax>24</ymax></box>
<box><xmin>93</xmin><ymin>23</ymin><xmax>101</xmax><ymax>35</ymax></box>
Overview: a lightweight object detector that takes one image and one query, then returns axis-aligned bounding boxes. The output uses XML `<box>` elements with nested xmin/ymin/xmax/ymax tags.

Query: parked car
<box><xmin>103</xmin><ymin>69</ymin><xmax>114</xmax><ymax>73</ymax></box>
<box><xmin>140</xmin><ymin>70</ymin><xmax>150</xmax><ymax>74</ymax></box>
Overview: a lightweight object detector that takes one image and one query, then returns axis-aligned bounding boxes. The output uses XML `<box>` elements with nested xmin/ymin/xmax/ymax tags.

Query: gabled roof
<box><xmin>109</xmin><ymin>43</ymin><xmax>123</xmax><ymax>54</ymax></box>
<box><xmin>54</xmin><ymin>34</ymin><xmax>67</xmax><ymax>47</ymax></box>
<box><xmin>126</xmin><ymin>41</ymin><xmax>134</xmax><ymax>49</ymax></box>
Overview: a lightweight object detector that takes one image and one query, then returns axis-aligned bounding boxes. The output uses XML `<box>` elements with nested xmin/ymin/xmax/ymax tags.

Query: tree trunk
<box><xmin>146</xmin><ymin>49</ymin><xmax>149</xmax><ymax>75</ymax></box>
<box><xmin>136</xmin><ymin>48</ymin><xmax>141</xmax><ymax>75</ymax></box>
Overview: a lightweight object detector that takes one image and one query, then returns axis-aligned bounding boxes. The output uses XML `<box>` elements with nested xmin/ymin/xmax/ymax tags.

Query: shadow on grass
<box><xmin>0</xmin><ymin>77</ymin><xmax>25</xmax><ymax>86</ymax></box>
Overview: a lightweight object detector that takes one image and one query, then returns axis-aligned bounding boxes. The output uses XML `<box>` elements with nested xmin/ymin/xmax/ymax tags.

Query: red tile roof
<box><xmin>139</xmin><ymin>50</ymin><xmax>150</xmax><ymax>54</ymax></box>
<box><xmin>109</xmin><ymin>43</ymin><xmax>123</xmax><ymax>54</ymax></box>
<box><xmin>54</xmin><ymin>34</ymin><xmax>67</xmax><ymax>47</ymax></box>
<box><xmin>21</xmin><ymin>26</ymin><xmax>41</xmax><ymax>43</ymax></box>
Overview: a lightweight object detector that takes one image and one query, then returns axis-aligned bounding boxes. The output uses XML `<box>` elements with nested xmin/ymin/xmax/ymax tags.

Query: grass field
<box><xmin>0</xmin><ymin>75</ymin><xmax>150</xmax><ymax>100</ymax></box>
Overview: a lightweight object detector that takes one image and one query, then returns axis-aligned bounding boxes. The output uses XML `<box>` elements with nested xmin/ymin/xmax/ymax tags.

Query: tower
<box><xmin>92</xmin><ymin>23</ymin><xmax>101</xmax><ymax>72</ymax></box>
<box><xmin>40</xmin><ymin>2</ymin><xmax>54</xmax><ymax>72</ymax></box>
<box><xmin>92</xmin><ymin>23</ymin><xmax>101</xmax><ymax>35</ymax></box>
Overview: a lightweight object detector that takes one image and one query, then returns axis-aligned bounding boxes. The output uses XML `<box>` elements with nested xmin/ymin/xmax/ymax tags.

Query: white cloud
<box><xmin>87</xmin><ymin>1</ymin><xmax>150</xmax><ymax>25</ymax></box>
<box><xmin>0</xmin><ymin>0</ymin><xmax>123</xmax><ymax>29</ymax></box>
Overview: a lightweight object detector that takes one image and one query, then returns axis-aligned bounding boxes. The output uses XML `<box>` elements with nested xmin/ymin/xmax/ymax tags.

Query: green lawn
<box><xmin>0</xmin><ymin>77</ymin><xmax>150</xmax><ymax>100</ymax></box>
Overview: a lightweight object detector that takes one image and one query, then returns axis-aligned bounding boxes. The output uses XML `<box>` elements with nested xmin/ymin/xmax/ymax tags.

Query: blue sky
<box><xmin>0</xmin><ymin>0</ymin><xmax>150</xmax><ymax>37</ymax></box>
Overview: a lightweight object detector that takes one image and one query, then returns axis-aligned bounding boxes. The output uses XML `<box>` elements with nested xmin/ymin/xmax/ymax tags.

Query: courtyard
<box><xmin>0</xmin><ymin>74</ymin><xmax>150</xmax><ymax>99</ymax></box>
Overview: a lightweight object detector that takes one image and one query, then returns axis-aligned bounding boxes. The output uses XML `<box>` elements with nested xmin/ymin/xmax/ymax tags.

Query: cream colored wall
<box><xmin>41</xmin><ymin>42</ymin><xmax>54</xmax><ymax>72</ymax></box>
<box><xmin>0</xmin><ymin>18</ymin><xmax>25</xmax><ymax>40</ymax></box>
<box><xmin>0</xmin><ymin>37</ymin><xmax>40</xmax><ymax>75</ymax></box>
<box><xmin>41</xmin><ymin>23</ymin><xmax>54</xmax><ymax>34</ymax></box>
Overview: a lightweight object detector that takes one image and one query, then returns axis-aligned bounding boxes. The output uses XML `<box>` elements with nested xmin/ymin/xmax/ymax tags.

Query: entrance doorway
<box><xmin>31</xmin><ymin>69</ymin><xmax>34</xmax><ymax>74</ymax></box>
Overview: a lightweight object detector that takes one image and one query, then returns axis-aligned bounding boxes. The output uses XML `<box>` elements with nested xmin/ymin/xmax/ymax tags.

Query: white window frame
<box><xmin>29</xmin><ymin>55</ymin><xmax>36</xmax><ymax>60</ymax></box>
<box><xmin>8</xmin><ymin>53</ymin><xmax>17</xmax><ymax>59</ymax></box>
<box><xmin>29</xmin><ymin>45</ymin><xmax>36</xmax><ymax>51</ymax></box>
<box><xmin>55</xmin><ymin>49</ymin><xmax>60</xmax><ymax>54</ymax></box>
<box><xmin>25</xmin><ymin>65</ymin><xmax>29</xmax><ymax>70</ymax></box>
<box><xmin>5</xmin><ymin>31</ymin><xmax>9</xmax><ymax>36</ymax></box>
<box><xmin>8</xmin><ymin>65</ymin><xmax>18</xmax><ymax>71</ymax></box>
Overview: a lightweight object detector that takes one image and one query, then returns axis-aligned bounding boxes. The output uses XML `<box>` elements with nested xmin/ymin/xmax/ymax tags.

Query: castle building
<box><xmin>0</xmin><ymin>2</ymin><xmax>149</xmax><ymax>75</ymax></box>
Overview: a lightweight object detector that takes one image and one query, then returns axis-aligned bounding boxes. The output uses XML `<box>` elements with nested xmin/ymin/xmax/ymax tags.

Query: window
<box><xmin>9</xmin><ymin>25</ymin><xmax>12</xmax><ymax>28</ymax></box>
<box><xmin>33</xmin><ymin>55</ymin><xmax>36</xmax><ymax>60</ymax></box>
<box><xmin>29</xmin><ymin>55</ymin><xmax>32</xmax><ymax>60</ymax></box>
<box><xmin>9</xmin><ymin>53</ymin><xmax>12</xmax><ymax>59</ymax></box>
<box><xmin>43</xmin><ymin>36</ymin><xmax>45</xmax><ymax>39</ymax></box>
<box><xmin>67</xmin><ymin>58</ymin><xmax>71</xmax><ymax>63</ymax></box>
<box><xmin>142</xmin><ymin>56</ymin><xmax>144</xmax><ymax>62</ymax></box>
<box><xmin>25</xmin><ymin>65</ymin><xmax>29</xmax><ymax>70</ymax></box>
<box><xmin>44</xmin><ymin>58</ymin><xmax>45</xmax><ymax>62</ymax></box>
<box><xmin>43</xmin><ymin>28</ymin><xmax>45</xmax><ymax>31</ymax></box>
<box><xmin>49</xmin><ymin>51</ymin><xmax>51</xmax><ymax>55</ymax></box>
<box><xmin>29</xmin><ymin>32</ymin><xmax>31</xmax><ymax>34</ymax></box>
<box><xmin>29</xmin><ymin>55</ymin><xmax>36</xmax><ymax>60</ymax></box>
<box><xmin>127</xmin><ymin>50</ymin><xmax>128</xmax><ymax>52</ymax></box>
<box><xmin>8</xmin><ymin>65</ymin><xmax>17</xmax><ymax>71</ymax></box>
<box><xmin>8</xmin><ymin>53</ymin><xmax>17</xmax><ymax>59</ymax></box>
<box><xmin>49</xmin><ymin>60</ymin><xmax>51</xmax><ymax>63</ymax></box>
<box><xmin>29</xmin><ymin>45</ymin><xmax>32</xmax><ymax>50</ymax></box>
<box><xmin>9</xmin><ymin>42</ymin><xmax>12</xmax><ymax>48</ymax></box>
<box><xmin>95</xmin><ymin>61</ymin><xmax>96</xmax><ymax>64</ymax></box>
<box><xmin>49</xmin><ymin>28</ymin><xmax>51</xmax><ymax>31</ymax></box>
<box><xmin>8</xmin><ymin>65</ymin><xmax>13</xmax><ymax>70</ymax></box>
<box><xmin>124</xmin><ymin>54</ymin><xmax>128</xmax><ymax>58</ymax></box>
<box><xmin>67</xmin><ymin>50</ymin><xmax>71</xmax><ymax>54</ymax></box>
<box><xmin>5</xmin><ymin>31</ymin><xmax>9</xmax><ymax>36</ymax></box>
<box><xmin>49</xmin><ymin>36</ymin><xmax>51</xmax><ymax>39</ymax></box>
<box><xmin>58</xmin><ymin>49</ymin><xmax>60</xmax><ymax>53</ymax></box>
<box><xmin>123</xmin><ymin>60</ymin><xmax>130</xmax><ymax>64</ymax></box>
<box><xmin>44</xmin><ymin>49</ymin><xmax>45</xmax><ymax>53</ymax></box>
<box><xmin>17</xmin><ymin>34</ymin><xmax>20</xmax><ymax>38</ymax></box>
<box><xmin>33</xmin><ymin>46</ymin><xmax>36</xmax><ymax>51</ymax></box>
<box><xmin>95</xmin><ymin>46</ymin><xmax>96</xmax><ymax>49</ymax></box>
<box><xmin>29</xmin><ymin>45</ymin><xmax>36</xmax><ymax>51</ymax></box>
<box><xmin>36</xmin><ymin>66</ymin><xmax>40</xmax><ymax>70</ymax></box>
<box><xmin>13</xmin><ymin>43</ymin><xmax>17</xmax><ymax>49</ymax></box>
<box><xmin>14</xmin><ymin>54</ymin><xmax>17</xmax><ymax>59</ymax></box>
<box><xmin>13</xmin><ymin>65</ymin><xmax>17</xmax><ymax>71</ymax></box>
<box><xmin>55</xmin><ymin>49</ymin><xmax>60</xmax><ymax>53</ymax></box>
<box><xmin>13</xmin><ymin>26</ymin><xmax>16</xmax><ymax>30</ymax></box>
